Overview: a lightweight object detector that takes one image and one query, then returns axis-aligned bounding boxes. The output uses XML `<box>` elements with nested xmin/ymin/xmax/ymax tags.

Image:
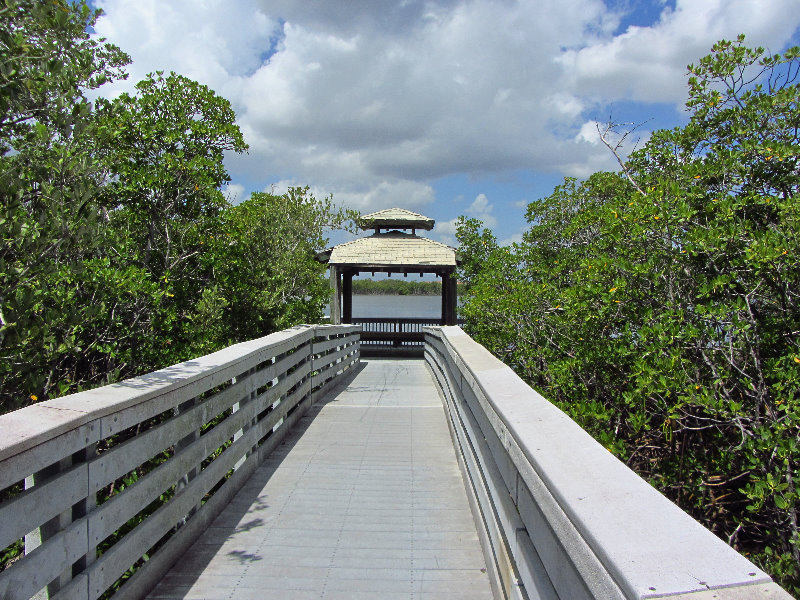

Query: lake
<box><xmin>328</xmin><ymin>294</ymin><xmax>444</xmax><ymax>319</ymax></box>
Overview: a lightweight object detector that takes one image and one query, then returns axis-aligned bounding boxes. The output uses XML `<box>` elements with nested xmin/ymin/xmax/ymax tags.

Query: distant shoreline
<box><xmin>351</xmin><ymin>279</ymin><xmax>461</xmax><ymax>296</ymax></box>
<box><xmin>352</xmin><ymin>291</ymin><xmax>440</xmax><ymax>296</ymax></box>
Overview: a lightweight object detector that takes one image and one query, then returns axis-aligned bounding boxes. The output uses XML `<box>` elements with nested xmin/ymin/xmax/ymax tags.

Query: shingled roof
<box><xmin>357</xmin><ymin>208</ymin><xmax>435</xmax><ymax>231</ymax></box>
<box><xmin>318</xmin><ymin>231</ymin><xmax>457</xmax><ymax>268</ymax></box>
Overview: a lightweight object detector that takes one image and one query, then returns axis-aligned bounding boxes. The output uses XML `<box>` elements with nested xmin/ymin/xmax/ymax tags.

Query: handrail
<box><xmin>423</xmin><ymin>325</ymin><xmax>791</xmax><ymax>600</ymax></box>
<box><xmin>0</xmin><ymin>324</ymin><xmax>359</xmax><ymax>600</ymax></box>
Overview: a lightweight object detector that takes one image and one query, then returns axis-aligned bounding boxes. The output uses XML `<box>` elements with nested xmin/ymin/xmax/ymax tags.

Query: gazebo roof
<box><xmin>318</xmin><ymin>231</ymin><xmax>457</xmax><ymax>268</ymax></box>
<box><xmin>358</xmin><ymin>208</ymin><xmax>435</xmax><ymax>231</ymax></box>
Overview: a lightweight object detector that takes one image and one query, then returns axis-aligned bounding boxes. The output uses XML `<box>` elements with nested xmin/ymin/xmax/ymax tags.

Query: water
<box><xmin>353</xmin><ymin>294</ymin><xmax>442</xmax><ymax>318</ymax></box>
<box><xmin>326</xmin><ymin>294</ymin><xmax>443</xmax><ymax>319</ymax></box>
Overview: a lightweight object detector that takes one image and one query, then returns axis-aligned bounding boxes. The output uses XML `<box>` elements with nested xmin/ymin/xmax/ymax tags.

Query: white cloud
<box><xmin>329</xmin><ymin>180</ymin><xmax>436</xmax><ymax>212</ymax></box>
<box><xmin>434</xmin><ymin>197</ymin><xmax>516</xmax><ymax>247</ymax></box>
<box><xmin>559</xmin><ymin>0</ymin><xmax>800</xmax><ymax>104</ymax></box>
<box><xmin>500</xmin><ymin>232</ymin><xmax>523</xmax><ymax>247</ymax></box>
<box><xmin>433</xmin><ymin>217</ymin><xmax>459</xmax><ymax>247</ymax></box>
<box><xmin>91</xmin><ymin>0</ymin><xmax>800</xmax><ymax>218</ymax></box>
<box><xmin>270</xmin><ymin>178</ymin><xmax>434</xmax><ymax>213</ymax></box>
<box><xmin>576</xmin><ymin>120</ymin><xmax>604</xmax><ymax>146</ymax></box>
<box><xmin>434</xmin><ymin>193</ymin><xmax>496</xmax><ymax>242</ymax></box>
<box><xmin>93</xmin><ymin>0</ymin><xmax>276</xmax><ymax>103</ymax></box>
<box><xmin>466</xmin><ymin>193</ymin><xmax>497</xmax><ymax>228</ymax></box>
<box><xmin>221</xmin><ymin>183</ymin><xmax>246</xmax><ymax>204</ymax></box>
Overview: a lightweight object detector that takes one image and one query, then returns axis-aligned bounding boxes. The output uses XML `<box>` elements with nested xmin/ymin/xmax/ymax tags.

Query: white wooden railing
<box><xmin>0</xmin><ymin>324</ymin><xmax>359</xmax><ymax>600</ymax></box>
<box><xmin>423</xmin><ymin>326</ymin><xmax>791</xmax><ymax>600</ymax></box>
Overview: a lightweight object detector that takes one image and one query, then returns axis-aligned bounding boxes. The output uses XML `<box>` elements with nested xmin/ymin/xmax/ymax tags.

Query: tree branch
<box><xmin>596</xmin><ymin>120</ymin><xmax>648</xmax><ymax>197</ymax></box>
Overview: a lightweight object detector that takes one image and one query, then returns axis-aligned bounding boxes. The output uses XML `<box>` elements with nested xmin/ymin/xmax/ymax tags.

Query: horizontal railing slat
<box><xmin>313</xmin><ymin>355</ymin><xmax>356</xmax><ymax>387</ymax></box>
<box><xmin>96</xmin><ymin>350</ymin><xmax>262</xmax><ymax>439</ymax></box>
<box><xmin>89</xmin><ymin>386</ymin><xmax>261</xmax><ymax>547</ymax></box>
<box><xmin>108</xmin><ymin>385</ymin><xmax>314</xmax><ymax>600</ymax></box>
<box><xmin>0</xmin><ymin>516</ymin><xmax>87</xmax><ymax>600</ymax></box>
<box><xmin>90</xmin><ymin>330</ymin><xmax>315</xmax><ymax>438</ymax></box>
<box><xmin>249</xmin><ymin>346</ymin><xmax>309</xmax><ymax>391</ymax></box>
<box><xmin>352</xmin><ymin>318</ymin><xmax>436</xmax><ymax>349</ymax></box>
<box><xmin>0</xmin><ymin>329</ymin><xmax>315</xmax><ymax>468</ymax></box>
<box><xmin>311</xmin><ymin>344</ymin><xmax>355</xmax><ymax>372</ymax></box>
<box><xmin>89</xmin><ymin>366</ymin><xmax>313</xmax><ymax>548</ymax></box>
<box><xmin>86</xmin><ymin>377</ymin><xmax>311</xmax><ymax>598</ymax></box>
<box><xmin>88</xmin><ymin>374</ymin><xmax>252</xmax><ymax>496</ymax></box>
<box><xmin>259</xmin><ymin>379</ymin><xmax>311</xmax><ymax>435</ymax></box>
<box><xmin>312</xmin><ymin>354</ymin><xmax>359</xmax><ymax>402</ymax></box>
<box><xmin>312</xmin><ymin>336</ymin><xmax>351</xmax><ymax>355</ymax></box>
<box><xmin>53</xmin><ymin>573</ymin><xmax>88</xmax><ymax>600</ymax></box>
<box><xmin>88</xmin><ymin>426</ymin><xmax>253</xmax><ymax>598</ymax></box>
<box><xmin>352</xmin><ymin>317</ymin><xmax>440</xmax><ymax>324</ymax></box>
<box><xmin>0</xmin><ymin>462</ymin><xmax>88</xmax><ymax>551</ymax></box>
<box><xmin>262</xmin><ymin>361</ymin><xmax>310</xmax><ymax>405</ymax></box>
<box><xmin>361</xmin><ymin>331</ymin><xmax>423</xmax><ymax>341</ymax></box>
<box><xmin>427</xmin><ymin>342</ymin><xmax>518</xmax><ymax>598</ymax></box>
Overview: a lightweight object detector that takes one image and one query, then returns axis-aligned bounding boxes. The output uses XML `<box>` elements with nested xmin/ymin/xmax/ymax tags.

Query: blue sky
<box><xmin>89</xmin><ymin>0</ymin><xmax>800</xmax><ymax>247</ymax></box>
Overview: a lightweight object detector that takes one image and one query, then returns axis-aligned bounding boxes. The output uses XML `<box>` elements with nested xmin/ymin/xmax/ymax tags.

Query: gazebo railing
<box><xmin>352</xmin><ymin>317</ymin><xmax>440</xmax><ymax>348</ymax></box>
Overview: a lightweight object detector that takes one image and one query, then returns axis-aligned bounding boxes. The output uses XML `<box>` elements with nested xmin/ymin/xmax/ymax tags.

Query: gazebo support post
<box><xmin>437</xmin><ymin>271</ymin><xmax>450</xmax><ymax>325</ymax></box>
<box><xmin>343</xmin><ymin>270</ymin><xmax>353</xmax><ymax>324</ymax></box>
<box><xmin>441</xmin><ymin>271</ymin><xmax>448</xmax><ymax>325</ymax></box>
<box><xmin>446</xmin><ymin>271</ymin><xmax>457</xmax><ymax>325</ymax></box>
<box><xmin>330</xmin><ymin>265</ymin><xmax>341</xmax><ymax>325</ymax></box>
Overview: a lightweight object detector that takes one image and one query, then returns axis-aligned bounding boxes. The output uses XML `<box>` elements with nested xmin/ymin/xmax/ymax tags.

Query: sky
<box><xmin>89</xmin><ymin>0</ymin><xmax>800</xmax><ymax>248</ymax></box>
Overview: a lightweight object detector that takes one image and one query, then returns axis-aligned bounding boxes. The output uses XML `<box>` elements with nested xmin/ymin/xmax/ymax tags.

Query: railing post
<box><xmin>175</xmin><ymin>397</ymin><xmax>200</xmax><ymax>525</ymax></box>
<box><xmin>442</xmin><ymin>272</ymin><xmax>457</xmax><ymax>325</ymax></box>
<box><xmin>268</xmin><ymin>355</ymin><xmax>283</xmax><ymax>431</ymax></box>
<box><xmin>233</xmin><ymin>368</ymin><xmax>257</xmax><ymax>472</ymax></box>
<box><xmin>25</xmin><ymin>457</ymin><xmax>76</xmax><ymax>599</ymax></box>
<box><xmin>73</xmin><ymin>445</ymin><xmax>97</xmax><ymax>582</ymax></box>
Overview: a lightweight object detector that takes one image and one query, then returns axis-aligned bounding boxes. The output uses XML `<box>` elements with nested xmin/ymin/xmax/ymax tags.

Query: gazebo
<box><xmin>316</xmin><ymin>208</ymin><xmax>459</xmax><ymax>340</ymax></box>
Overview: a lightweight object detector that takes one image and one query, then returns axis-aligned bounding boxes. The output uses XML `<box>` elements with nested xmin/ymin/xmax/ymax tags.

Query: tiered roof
<box><xmin>318</xmin><ymin>208</ymin><xmax>458</xmax><ymax>269</ymax></box>
<box><xmin>324</xmin><ymin>231</ymin><xmax>456</xmax><ymax>267</ymax></box>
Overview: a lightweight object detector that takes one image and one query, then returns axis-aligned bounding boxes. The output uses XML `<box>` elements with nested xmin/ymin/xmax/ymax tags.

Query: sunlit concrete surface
<box><xmin>147</xmin><ymin>358</ymin><xmax>493</xmax><ymax>599</ymax></box>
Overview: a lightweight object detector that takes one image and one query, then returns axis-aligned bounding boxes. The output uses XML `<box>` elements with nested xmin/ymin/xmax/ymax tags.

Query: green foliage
<box><xmin>93</xmin><ymin>71</ymin><xmax>250</xmax><ymax>369</ymax></box>
<box><xmin>96</xmin><ymin>71</ymin><xmax>247</xmax><ymax>273</ymax></box>
<box><xmin>0</xmin><ymin>0</ymin><xmax>129</xmax><ymax>146</ymax></box>
<box><xmin>458</xmin><ymin>36</ymin><xmax>800</xmax><ymax>594</ymax></box>
<box><xmin>0</xmin><ymin>0</ymin><xmax>132</xmax><ymax>410</ymax></box>
<box><xmin>213</xmin><ymin>187</ymin><xmax>358</xmax><ymax>341</ymax></box>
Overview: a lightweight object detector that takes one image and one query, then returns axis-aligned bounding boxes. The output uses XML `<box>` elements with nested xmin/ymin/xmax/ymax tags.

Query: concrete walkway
<box><xmin>147</xmin><ymin>358</ymin><xmax>494</xmax><ymax>599</ymax></box>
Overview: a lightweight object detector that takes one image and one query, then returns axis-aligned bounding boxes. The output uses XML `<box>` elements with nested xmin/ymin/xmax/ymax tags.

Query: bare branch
<box><xmin>596</xmin><ymin>120</ymin><xmax>649</xmax><ymax>197</ymax></box>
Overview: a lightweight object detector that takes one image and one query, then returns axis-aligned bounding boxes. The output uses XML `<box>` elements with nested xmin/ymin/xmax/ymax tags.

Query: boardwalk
<box><xmin>147</xmin><ymin>358</ymin><xmax>494</xmax><ymax>600</ymax></box>
<box><xmin>2</xmin><ymin>325</ymin><xmax>785</xmax><ymax>599</ymax></box>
